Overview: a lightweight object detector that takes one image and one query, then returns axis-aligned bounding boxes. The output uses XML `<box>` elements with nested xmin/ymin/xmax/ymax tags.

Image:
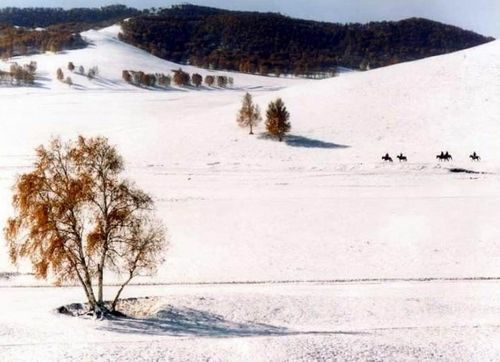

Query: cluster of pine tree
<box><xmin>237</xmin><ymin>93</ymin><xmax>291</xmax><ymax>142</ymax></box>
<box><xmin>0</xmin><ymin>61</ymin><xmax>37</xmax><ymax>86</ymax></box>
<box><xmin>0</xmin><ymin>25</ymin><xmax>86</xmax><ymax>59</ymax></box>
<box><xmin>119</xmin><ymin>4</ymin><xmax>493</xmax><ymax>76</ymax></box>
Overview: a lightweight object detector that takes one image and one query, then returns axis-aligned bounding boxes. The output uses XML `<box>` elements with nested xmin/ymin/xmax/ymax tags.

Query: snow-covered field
<box><xmin>1</xmin><ymin>25</ymin><xmax>500</xmax><ymax>360</ymax></box>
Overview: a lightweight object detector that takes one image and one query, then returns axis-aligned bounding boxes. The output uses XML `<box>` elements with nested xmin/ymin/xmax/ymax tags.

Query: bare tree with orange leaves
<box><xmin>5</xmin><ymin>136</ymin><xmax>167</xmax><ymax>316</ymax></box>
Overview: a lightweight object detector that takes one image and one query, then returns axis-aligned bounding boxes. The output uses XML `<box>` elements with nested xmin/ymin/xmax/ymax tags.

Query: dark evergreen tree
<box><xmin>265</xmin><ymin>98</ymin><xmax>291</xmax><ymax>142</ymax></box>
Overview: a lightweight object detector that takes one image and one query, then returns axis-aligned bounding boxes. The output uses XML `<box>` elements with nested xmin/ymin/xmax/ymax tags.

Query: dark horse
<box><xmin>469</xmin><ymin>152</ymin><xmax>481</xmax><ymax>161</ymax></box>
<box><xmin>436</xmin><ymin>151</ymin><xmax>453</xmax><ymax>162</ymax></box>
<box><xmin>397</xmin><ymin>153</ymin><xmax>407</xmax><ymax>162</ymax></box>
<box><xmin>382</xmin><ymin>153</ymin><xmax>393</xmax><ymax>162</ymax></box>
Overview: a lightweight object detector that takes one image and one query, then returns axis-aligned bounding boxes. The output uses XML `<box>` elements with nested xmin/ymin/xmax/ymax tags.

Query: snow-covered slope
<box><xmin>0</xmin><ymin>26</ymin><xmax>499</xmax><ymax>283</ymax></box>
<box><xmin>1</xmin><ymin>25</ymin><xmax>500</xmax><ymax>361</ymax></box>
<box><xmin>1</xmin><ymin>25</ymin><xmax>307</xmax><ymax>93</ymax></box>
<box><xmin>1</xmin><ymin>25</ymin><xmax>498</xmax><ymax>169</ymax></box>
<box><xmin>266</xmin><ymin>39</ymin><xmax>500</xmax><ymax>162</ymax></box>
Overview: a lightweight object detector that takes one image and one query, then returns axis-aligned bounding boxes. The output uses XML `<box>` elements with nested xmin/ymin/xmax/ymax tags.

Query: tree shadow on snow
<box><xmin>258</xmin><ymin>134</ymin><xmax>349</xmax><ymax>149</ymax></box>
<box><xmin>100</xmin><ymin>305</ymin><xmax>363</xmax><ymax>338</ymax></box>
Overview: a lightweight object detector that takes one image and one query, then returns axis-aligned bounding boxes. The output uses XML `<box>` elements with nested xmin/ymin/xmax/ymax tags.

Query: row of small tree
<box><xmin>237</xmin><ymin>93</ymin><xmax>291</xmax><ymax>142</ymax></box>
<box><xmin>57</xmin><ymin>63</ymin><xmax>100</xmax><ymax>85</ymax></box>
<box><xmin>0</xmin><ymin>61</ymin><xmax>37</xmax><ymax>86</ymax></box>
<box><xmin>69</xmin><ymin>63</ymin><xmax>99</xmax><ymax>80</ymax></box>
<box><xmin>123</xmin><ymin>70</ymin><xmax>165</xmax><ymax>87</ymax></box>
<box><xmin>122</xmin><ymin>68</ymin><xmax>234</xmax><ymax>88</ymax></box>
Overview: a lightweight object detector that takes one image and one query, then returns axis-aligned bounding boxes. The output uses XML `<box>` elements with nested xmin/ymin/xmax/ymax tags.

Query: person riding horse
<box><xmin>382</xmin><ymin>153</ymin><xmax>393</xmax><ymax>162</ymax></box>
<box><xmin>436</xmin><ymin>151</ymin><xmax>452</xmax><ymax>162</ymax></box>
<box><xmin>470</xmin><ymin>152</ymin><xmax>481</xmax><ymax>161</ymax></box>
<box><xmin>397</xmin><ymin>153</ymin><xmax>407</xmax><ymax>162</ymax></box>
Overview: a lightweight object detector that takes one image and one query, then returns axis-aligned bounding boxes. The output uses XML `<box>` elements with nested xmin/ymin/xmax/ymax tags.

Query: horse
<box><xmin>382</xmin><ymin>153</ymin><xmax>393</xmax><ymax>162</ymax></box>
<box><xmin>397</xmin><ymin>153</ymin><xmax>407</xmax><ymax>162</ymax></box>
<box><xmin>469</xmin><ymin>152</ymin><xmax>481</xmax><ymax>161</ymax></box>
<box><xmin>436</xmin><ymin>152</ymin><xmax>452</xmax><ymax>162</ymax></box>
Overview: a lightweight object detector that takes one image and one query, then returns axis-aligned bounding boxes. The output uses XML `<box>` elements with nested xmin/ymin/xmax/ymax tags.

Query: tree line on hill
<box><xmin>122</xmin><ymin>68</ymin><xmax>234</xmax><ymax>88</ymax></box>
<box><xmin>119</xmin><ymin>4</ymin><xmax>494</xmax><ymax>77</ymax></box>
<box><xmin>0</xmin><ymin>5</ymin><xmax>141</xmax><ymax>59</ymax></box>
<box><xmin>0</xmin><ymin>5</ymin><xmax>140</xmax><ymax>28</ymax></box>
<box><xmin>0</xmin><ymin>25</ymin><xmax>86</xmax><ymax>58</ymax></box>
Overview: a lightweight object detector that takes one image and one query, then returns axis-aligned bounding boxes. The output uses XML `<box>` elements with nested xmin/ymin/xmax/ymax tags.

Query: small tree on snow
<box><xmin>87</xmin><ymin>66</ymin><xmax>99</xmax><ymax>80</ymax></box>
<box><xmin>204</xmin><ymin>75</ymin><xmax>215</xmax><ymax>87</ymax></box>
<box><xmin>56</xmin><ymin>68</ymin><xmax>64</xmax><ymax>81</ymax></box>
<box><xmin>68</xmin><ymin>62</ymin><xmax>75</xmax><ymax>72</ymax></box>
<box><xmin>237</xmin><ymin>93</ymin><xmax>261</xmax><ymax>135</ymax></box>
<box><xmin>122</xmin><ymin>70</ymin><xmax>132</xmax><ymax>83</ymax></box>
<box><xmin>191</xmin><ymin>73</ymin><xmax>202</xmax><ymax>87</ymax></box>
<box><xmin>172</xmin><ymin>68</ymin><xmax>190</xmax><ymax>86</ymax></box>
<box><xmin>5</xmin><ymin>136</ymin><xmax>168</xmax><ymax>316</ymax></box>
<box><xmin>265</xmin><ymin>98</ymin><xmax>291</xmax><ymax>142</ymax></box>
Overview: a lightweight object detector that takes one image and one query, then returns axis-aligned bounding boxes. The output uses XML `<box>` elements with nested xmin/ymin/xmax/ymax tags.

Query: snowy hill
<box><xmin>1</xmin><ymin>25</ymin><xmax>307</xmax><ymax>93</ymax></box>
<box><xmin>1</xmin><ymin>26</ymin><xmax>500</xmax><ymax>282</ymax></box>
<box><xmin>1</xmin><ymin>25</ymin><xmax>498</xmax><ymax>169</ymax></box>
<box><xmin>1</xmin><ymin>24</ymin><xmax>500</xmax><ymax>361</ymax></box>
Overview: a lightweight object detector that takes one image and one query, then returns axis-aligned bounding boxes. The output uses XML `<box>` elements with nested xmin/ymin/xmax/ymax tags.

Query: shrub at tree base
<box><xmin>4</xmin><ymin>136</ymin><xmax>168</xmax><ymax>316</ymax></box>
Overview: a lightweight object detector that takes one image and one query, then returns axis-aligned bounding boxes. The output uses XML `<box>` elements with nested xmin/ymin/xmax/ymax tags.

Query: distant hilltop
<box><xmin>0</xmin><ymin>4</ymin><xmax>494</xmax><ymax>77</ymax></box>
<box><xmin>119</xmin><ymin>4</ymin><xmax>494</xmax><ymax>77</ymax></box>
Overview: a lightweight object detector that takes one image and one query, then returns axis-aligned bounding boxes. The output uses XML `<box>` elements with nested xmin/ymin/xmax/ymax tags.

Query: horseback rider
<box><xmin>470</xmin><ymin>151</ymin><xmax>480</xmax><ymax>161</ymax></box>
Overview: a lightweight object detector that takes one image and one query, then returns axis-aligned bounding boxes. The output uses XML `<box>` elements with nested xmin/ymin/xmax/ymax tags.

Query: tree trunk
<box><xmin>249</xmin><ymin>124</ymin><xmax>253</xmax><ymax>135</ymax></box>
<box><xmin>74</xmin><ymin>265</ymin><xmax>96</xmax><ymax>309</ymax></box>
<box><xmin>84</xmin><ymin>277</ymin><xmax>98</xmax><ymax>310</ymax></box>
<box><xmin>81</xmin><ymin>265</ymin><xmax>98</xmax><ymax>311</ymax></box>
<box><xmin>97</xmin><ymin>266</ymin><xmax>104</xmax><ymax>305</ymax></box>
<box><xmin>111</xmin><ymin>273</ymin><xmax>134</xmax><ymax>312</ymax></box>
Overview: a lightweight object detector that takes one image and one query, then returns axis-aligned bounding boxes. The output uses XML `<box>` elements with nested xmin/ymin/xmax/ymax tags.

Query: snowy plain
<box><xmin>1</xmin><ymin>25</ymin><xmax>500</xmax><ymax>360</ymax></box>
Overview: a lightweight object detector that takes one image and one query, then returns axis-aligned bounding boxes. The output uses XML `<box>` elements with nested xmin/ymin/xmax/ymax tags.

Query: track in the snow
<box><xmin>3</xmin><ymin>276</ymin><xmax>500</xmax><ymax>288</ymax></box>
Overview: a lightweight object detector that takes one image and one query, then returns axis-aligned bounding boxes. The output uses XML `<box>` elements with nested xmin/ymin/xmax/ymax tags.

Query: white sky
<box><xmin>3</xmin><ymin>0</ymin><xmax>498</xmax><ymax>37</ymax></box>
